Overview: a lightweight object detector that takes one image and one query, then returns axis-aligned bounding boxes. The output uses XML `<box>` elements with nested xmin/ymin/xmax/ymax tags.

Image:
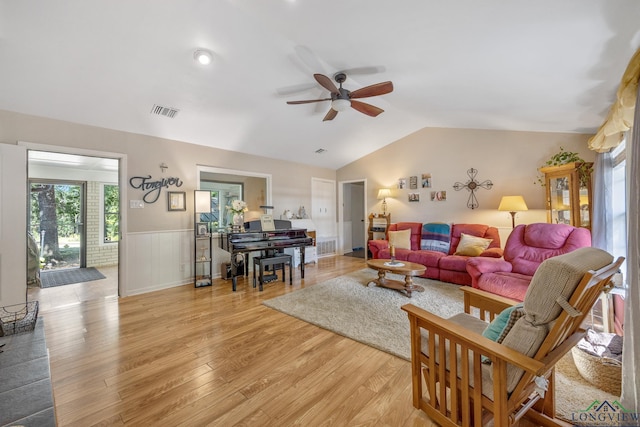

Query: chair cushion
<box><xmin>498</xmin><ymin>247</ymin><xmax>614</xmax><ymax>392</ymax></box>
<box><xmin>388</xmin><ymin>229</ymin><xmax>411</xmax><ymax>250</ymax></box>
<box><xmin>420</xmin><ymin>222</ymin><xmax>451</xmax><ymax>253</ymax></box>
<box><xmin>454</xmin><ymin>233</ymin><xmax>493</xmax><ymax>256</ymax></box>
<box><xmin>523</xmin><ymin>247</ymin><xmax>613</xmax><ymax>325</ymax></box>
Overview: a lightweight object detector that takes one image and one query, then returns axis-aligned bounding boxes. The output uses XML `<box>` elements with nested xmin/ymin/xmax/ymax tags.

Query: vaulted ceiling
<box><xmin>1</xmin><ymin>1</ymin><xmax>638</xmax><ymax>169</ymax></box>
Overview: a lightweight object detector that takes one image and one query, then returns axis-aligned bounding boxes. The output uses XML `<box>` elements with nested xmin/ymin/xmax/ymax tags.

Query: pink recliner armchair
<box><xmin>466</xmin><ymin>223</ymin><xmax>591</xmax><ymax>301</ymax></box>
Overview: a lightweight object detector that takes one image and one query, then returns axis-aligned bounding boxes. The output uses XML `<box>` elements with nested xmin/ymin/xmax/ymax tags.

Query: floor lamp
<box><xmin>498</xmin><ymin>195</ymin><xmax>528</xmax><ymax>228</ymax></box>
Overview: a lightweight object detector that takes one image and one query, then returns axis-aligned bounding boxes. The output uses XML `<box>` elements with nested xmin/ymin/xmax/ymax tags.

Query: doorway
<box><xmin>339</xmin><ymin>180</ymin><xmax>366</xmax><ymax>259</ymax></box>
<box><xmin>27</xmin><ymin>150</ymin><xmax>120</xmax><ymax>298</ymax></box>
<box><xmin>29</xmin><ymin>180</ymin><xmax>86</xmax><ymax>270</ymax></box>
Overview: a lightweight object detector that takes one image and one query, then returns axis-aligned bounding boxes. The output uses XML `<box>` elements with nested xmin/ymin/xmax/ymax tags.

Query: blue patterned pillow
<box><xmin>420</xmin><ymin>222</ymin><xmax>451</xmax><ymax>253</ymax></box>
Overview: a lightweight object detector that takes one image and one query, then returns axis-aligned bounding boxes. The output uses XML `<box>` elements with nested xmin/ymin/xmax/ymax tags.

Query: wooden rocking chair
<box><xmin>402</xmin><ymin>247</ymin><xmax>623</xmax><ymax>426</ymax></box>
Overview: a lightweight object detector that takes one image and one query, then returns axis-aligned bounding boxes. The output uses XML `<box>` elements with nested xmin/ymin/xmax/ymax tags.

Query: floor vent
<box><xmin>150</xmin><ymin>104</ymin><xmax>179</xmax><ymax>118</ymax></box>
<box><xmin>317</xmin><ymin>239</ymin><xmax>337</xmax><ymax>256</ymax></box>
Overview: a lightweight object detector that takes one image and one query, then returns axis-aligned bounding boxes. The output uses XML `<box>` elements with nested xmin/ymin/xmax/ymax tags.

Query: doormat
<box><xmin>40</xmin><ymin>267</ymin><xmax>106</xmax><ymax>288</ymax></box>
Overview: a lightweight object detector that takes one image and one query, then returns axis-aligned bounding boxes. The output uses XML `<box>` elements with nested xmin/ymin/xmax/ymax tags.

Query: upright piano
<box><xmin>219</xmin><ymin>220</ymin><xmax>314</xmax><ymax>291</ymax></box>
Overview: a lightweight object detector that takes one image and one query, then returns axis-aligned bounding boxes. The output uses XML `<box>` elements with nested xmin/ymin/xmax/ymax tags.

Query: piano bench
<box><xmin>252</xmin><ymin>254</ymin><xmax>293</xmax><ymax>291</ymax></box>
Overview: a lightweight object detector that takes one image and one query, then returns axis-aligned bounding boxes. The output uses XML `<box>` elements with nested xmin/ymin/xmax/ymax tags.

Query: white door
<box><xmin>311</xmin><ymin>178</ymin><xmax>337</xmax><ymax>256</ymax></box>
<box><xmin>0</xmin><ymin>144</ymin><xmax>27</xmax><ymax>307</ymax></box>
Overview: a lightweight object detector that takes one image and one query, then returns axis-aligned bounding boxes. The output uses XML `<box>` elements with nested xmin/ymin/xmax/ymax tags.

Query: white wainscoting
<box><xmin>124</xmin><ymin>229</ymin><xmax>193</xmax><ymax>296</ymax></box>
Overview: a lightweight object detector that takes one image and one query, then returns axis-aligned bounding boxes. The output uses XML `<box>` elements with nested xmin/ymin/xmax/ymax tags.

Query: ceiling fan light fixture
<box><xmin>193</xmin><ymin>49</ymin><xmax>213</xmax><ymax>65</ymax></box>
<box><xmin>331</xmin><ymin>98</ymin><xmax>351</xmax><ymax>112</ymax></box>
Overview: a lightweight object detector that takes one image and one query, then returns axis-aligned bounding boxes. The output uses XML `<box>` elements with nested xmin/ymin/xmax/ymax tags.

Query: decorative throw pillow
<box><xmin>482</xmin><ymin>304</ymin><xmax>523</xmax><ymax>342</ymax></box>
<box><xmin>481</xmin><ymin>303</ymin><xmax>524</xmax><ymax>363</ymax></box>
<box><xmin>420</xmin><ymin>222</ymin><xmax>451</xmax><ymax>253</ymax></box>
<box><xmin>454</xmin><ymin>233</ymin><xmax>493</xmax><ymax>256</ymax></box>
<box><xmin>387</xmin><ymin>229</ymin><xmax>411</xmax><ymax>250</ymax></box>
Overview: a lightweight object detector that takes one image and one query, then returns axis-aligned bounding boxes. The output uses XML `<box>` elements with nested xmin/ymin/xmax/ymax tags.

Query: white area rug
<box><xmin>263</xmin><ymin>268</ymin><xmax>619</xmax><ymax>420</ymax></box>
<box><xmin>264</xmin><ymin>268</ymin><xmax>463</xmax><ymax>360</ymax></box>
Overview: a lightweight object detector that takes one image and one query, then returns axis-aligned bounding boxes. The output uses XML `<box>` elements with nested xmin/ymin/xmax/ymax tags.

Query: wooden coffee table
<box><xmin>366</xmin><ymin>259</ymin><xmax>426</xmax><ymax>297</ymax></box>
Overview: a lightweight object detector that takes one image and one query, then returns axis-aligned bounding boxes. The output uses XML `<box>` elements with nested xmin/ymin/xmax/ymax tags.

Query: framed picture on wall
<box><xmin>421</xmin><ymin>173</ymin><xmax>432</xmax><ymax>188</ymax></box>
<box><xmin>409</xmin><ymin>176</ymin><xmax>418</xmax><ymax>189</ymax></box>
<box><xmin>168</xmin><ymin>191</ymin><xmax>186</xmax><ymax>211</ymax></box>
<box><xmin>430</xmin><ymin>191</ymin><xmax>447</xmax><ymax>201</ymax></box>
<box><xmin>408</xmin><ymin>193</ymin><xmax>420</xmax><ymax>202</ymax></box>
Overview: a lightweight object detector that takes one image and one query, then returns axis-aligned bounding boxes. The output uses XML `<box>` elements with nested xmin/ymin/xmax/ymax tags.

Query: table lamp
<box><xmin>377</xmin><ymin>188</ymin><xmax>391</xmax><ymax>215</ymax></box>
<box><xmin>498</xmin><ymin>195</ymin><xmax>528</xmax><ymax>228</ymax></box>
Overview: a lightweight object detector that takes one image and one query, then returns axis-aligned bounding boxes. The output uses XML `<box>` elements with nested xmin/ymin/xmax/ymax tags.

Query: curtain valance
<box><xmin>588</xmin><ymin>47</ymin><xmax>640</xmax><ymax>152</ymax></box>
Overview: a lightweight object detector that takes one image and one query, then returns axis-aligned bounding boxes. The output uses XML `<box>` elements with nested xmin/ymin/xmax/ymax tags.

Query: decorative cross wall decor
<box><xmin>453</xmin><ymin>168</ymin><xmax>493</xmax><ymax>209</ymax></box>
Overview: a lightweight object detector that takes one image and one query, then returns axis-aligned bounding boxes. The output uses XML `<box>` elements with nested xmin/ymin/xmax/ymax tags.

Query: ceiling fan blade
<box><xmin>337</xmin><ymin>66</ymin><xmax>386</xmax><ymax>76</ymax></box>
<box><xmin>314</xmin><ymin>74</ymin><xmax>340</xmax><ymax>94</ymax></box>
<box><xmin>276</xmin><ymin>82</ymin><xmax>319</xmax><ymax>96</ymax></box>
<box><xmin>350</xmin><ymin>100</ymin><xmax>384</xmax><ymax>117</ymax></box>
<box><xmin>287</xmin><ymin>98</ymin><xmax>331</xmax><ymax>105</ymax></box>
<box><xmin>350</xmin><ymin>81</ymin><xmax>394</xmax><ymax>99</ymax></box>
<box><xmin>323</xmin><ymin>108</ymin><xmax>338</xmax><ymax>121</ymax></box>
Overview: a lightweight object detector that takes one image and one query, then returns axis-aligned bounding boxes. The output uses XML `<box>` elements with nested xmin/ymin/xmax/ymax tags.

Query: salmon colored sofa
<box><xmin>466</xmin><ymin>223</ymin><xmax>592</xmax><ymax>301</ymax></box>
<box><xmin>368</xmin><ymin>222</ymin><xmax>502</xmax><ymax>286</ymax></box>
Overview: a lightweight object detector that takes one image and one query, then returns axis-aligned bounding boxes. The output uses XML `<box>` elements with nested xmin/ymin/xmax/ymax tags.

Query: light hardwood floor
<box><xmin>28</xmin><ymin>258</ymin><xmax>439</xmax><ymax>426</ymax></box>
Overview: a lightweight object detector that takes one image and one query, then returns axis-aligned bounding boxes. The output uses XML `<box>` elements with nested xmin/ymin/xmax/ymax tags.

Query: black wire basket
<box><xmin>0</xmin><ymin>301</ymin><xmax>39</xmax><ymax>336</ymax></box>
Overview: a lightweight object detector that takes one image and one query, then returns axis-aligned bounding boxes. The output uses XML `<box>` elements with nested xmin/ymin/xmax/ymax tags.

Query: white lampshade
<box><xmin>195</xmin><ymin>190</ymin><xmax>211</xmax><ymax>213</ymax></box>
<box><xmin>498</xmin><ymin>195</ymin><xmax>528</xmax><ymax>212</ymax></box>
<box><xmin>331</xmin><ymin>98</ymin><xmax>351</xmax><ymax>112</ymax></box>
<box><xmin>377</xmin><ymin>188</ymin><xmax>391</xmax><ymax>200</ymax></box>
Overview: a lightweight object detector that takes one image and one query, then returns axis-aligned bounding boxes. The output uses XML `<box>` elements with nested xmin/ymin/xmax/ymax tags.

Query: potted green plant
<box><xmin>536</xmin><ymin>147</ymin><xmax>593</xmax><ymax>187</ymax></box>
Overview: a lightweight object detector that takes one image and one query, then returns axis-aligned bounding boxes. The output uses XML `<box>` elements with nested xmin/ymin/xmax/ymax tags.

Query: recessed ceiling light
<box><xmin>194</xmin><ymin>49</ymin><xmax>213</xmax><ymax>65</ymax></box>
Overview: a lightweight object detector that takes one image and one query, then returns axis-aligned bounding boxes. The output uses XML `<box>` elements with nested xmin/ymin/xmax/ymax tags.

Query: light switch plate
<box><xmin>129</xmin><ymin>200</ymin><xmax>144</xmax><ymax>209</ymax></box>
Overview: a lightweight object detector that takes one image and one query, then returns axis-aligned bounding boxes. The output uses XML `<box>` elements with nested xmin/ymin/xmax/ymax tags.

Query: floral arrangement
<box><xmin>227</xmin><ymin>199</ymin><xmax>248</xmax><ymax>215</ymax></box>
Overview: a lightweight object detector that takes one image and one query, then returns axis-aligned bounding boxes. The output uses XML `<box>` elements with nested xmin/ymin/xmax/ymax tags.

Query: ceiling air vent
<box><xmin>315</xmin><ymin>148</ymin><xmax>327</xmax><ymax>154</ymax></box>
<box><xmin>150</xmin><ymin>104</ymin><xmax>179</xmax><ymax>119</ymax></box>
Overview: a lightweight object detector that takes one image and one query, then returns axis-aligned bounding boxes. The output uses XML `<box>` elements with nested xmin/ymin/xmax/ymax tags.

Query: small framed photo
<box><xmin>168</xmin><ymin>191</ymin><xmax>186</xmax><ymax>211</ymax></box>
<box><xmin>398</xmin><ymin>178</ymin><xmax>407</xmax><ymax>189</ymax></box>
<box><xmin>408</xmin><ymin>193</ymin><xmax>420</xmax><ymax>202</ymax></box>
<box><xmin>260</xmin><ymin>214</ymin><xmax>275</xmax><ymax>231</ymax></box>
<box><xmin>430</xmin><ymin>191</ymin><xmax>447</xmax><ymax>201</ymax></box>
<box><xmin>196</xmin><ymin>222</ymin><xmax>209</xmax><ymax>236</ymax></box>
<box><xmin>421</xmin><ymin>173</ymin><xmax>432</xmax><ymax>188</ymax></box>
<box><xmin>409</xmin><ymin>176</ymin><xmax>418</xmax><ymax>189</ymax></box>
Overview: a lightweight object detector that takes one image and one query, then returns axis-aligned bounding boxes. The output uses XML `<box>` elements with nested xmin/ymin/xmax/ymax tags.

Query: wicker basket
<box><xmin>571</xmin><ymin>345</ymin><xmax>622</xmax><ymax>396</ymax></box>
<box><xmin>0</xmin><ymin>301</ymin><xmax>39</xmax><ymax>336</ymax></box>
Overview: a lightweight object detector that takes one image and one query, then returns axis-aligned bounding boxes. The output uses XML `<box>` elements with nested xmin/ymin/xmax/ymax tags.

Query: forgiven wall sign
<box><xmin>129</xmin><ymin>175</ymin><xmax>183</xmax><ymax>203</ymax></box>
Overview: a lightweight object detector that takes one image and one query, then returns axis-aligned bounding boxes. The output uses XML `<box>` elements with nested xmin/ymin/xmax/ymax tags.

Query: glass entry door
<box><xmin>29</xmin><ymin>180</ymin><xmax>86</xmax><ymax>270</ymax></box>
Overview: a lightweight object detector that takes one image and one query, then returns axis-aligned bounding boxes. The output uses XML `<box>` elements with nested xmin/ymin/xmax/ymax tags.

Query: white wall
<box><xmin>1</xmin><ymin>109</ymin><xmax>596</xmax><ymax>297</ymax></box>
<box><xmin>0</xmin><ymin>144</ymin><xmax>27</xmax><ymax>307</ymax></box>
<box><xmin>337</xmin><ymin>127</ymin><xmax>595</xmax><ymax>247</ymax></box>
<box><xmin>0</xmin><ymin>109</ymin><xmax>336</xmax><ymax>297</ymax></box>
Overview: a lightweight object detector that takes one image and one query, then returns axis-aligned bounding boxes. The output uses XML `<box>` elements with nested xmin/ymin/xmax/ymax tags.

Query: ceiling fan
<box><xmin>287</xmin><ymin>73</ymin><xmax>393</xmax><ymax>121</ymax></box>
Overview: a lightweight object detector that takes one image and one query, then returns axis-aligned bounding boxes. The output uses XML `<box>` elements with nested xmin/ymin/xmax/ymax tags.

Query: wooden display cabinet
<box><xmin>539</xmin><ymin>162</ymin><xmax>593</xmax><ymax>230</ymax></box>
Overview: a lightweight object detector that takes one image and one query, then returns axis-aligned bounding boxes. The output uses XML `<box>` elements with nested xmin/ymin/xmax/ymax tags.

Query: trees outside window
<box><xmin>30</xmin><ymin>183</ymin><xmax>81</xmax><ymax>268</ymax></box>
